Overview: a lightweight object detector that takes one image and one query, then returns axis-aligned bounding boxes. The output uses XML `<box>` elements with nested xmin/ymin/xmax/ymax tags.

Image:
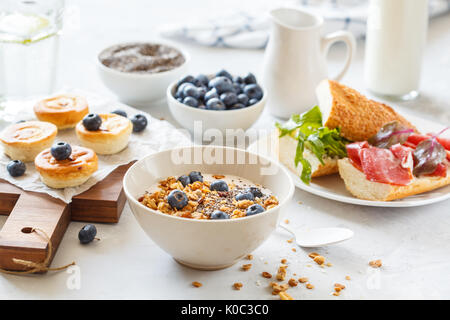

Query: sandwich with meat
<box><xmin>276</xmin><ymin>79</ymin><xmax>450</xmax><ymax>201</ymax></box>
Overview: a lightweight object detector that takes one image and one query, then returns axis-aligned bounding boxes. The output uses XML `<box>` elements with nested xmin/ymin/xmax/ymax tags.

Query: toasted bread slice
<box><xmin>279</xmin><ymin>133</ymin><xmax>338</xmax><ymax>178</ymax></box>
<box><xmin>338</xmin><ymin>158</ymin><xmax>450</xmax><ymax>201</ymax></box>
<box><xmin>316</xmin><ymin>80</ymin><xmax>417</xmax><ymax>142</ymax></box>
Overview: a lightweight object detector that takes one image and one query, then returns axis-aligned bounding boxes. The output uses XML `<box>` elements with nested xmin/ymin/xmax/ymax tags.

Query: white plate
<box><xmin>248</xmin><ymin>112</ymin><xmax>450</xmax><ymax>207</ymax></box>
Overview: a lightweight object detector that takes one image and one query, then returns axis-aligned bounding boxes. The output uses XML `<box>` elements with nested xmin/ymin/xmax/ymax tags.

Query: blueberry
<box><xmin>233</xmin><ymin>76</ymin><xmax>244</xmax><ymax>84</ymax></box>
<box><xmin>235</xmin><ymin>192</ymin><xmax>254</xmax><ymax>201</ymax></box>
<box><xmin>248</xmin><ymin>98</ymin><xmax>259</xmax><ymax>106</ymax></box>
<box><xmin>206</xmin><ymin>98</ymin><xmax>226</xmax><ymax>110</ymax></box>
<box><xmin>111</xmin><ymin>109</ymin><xmax>127</xmax><ymax>118</ymax></box>
<box><xmin>183</xmin><ymin>85</ymin><xmax>201</xmax><ymax>99</ymax></box>
<box><xmin>220</xmin><ymin>92</ymin><xmax>238</xmax><ymax>107</ymax></box>
<box><xmin>246</xmin><ymin>204</ymin><xmax>265</xmax><ymax>216</ymax></box>
<box><xmin>247</xmin><ymin>187</ymin><xmax>263</xmax><ymax>198</ymax></box>
<box><xmin>188</xmin><ymin>171</ymin><xmax>203</xmax><ymax>183</ymax></box>
<box><xmin>195</xmin><ymin>74</ymin><xmax>209</xmax><ymax>86</ymax></box>
<box><xmin>167</xmin><ymin>190</ymin><xmax>188</xmax><ymax>210</ymax></box>
<box><xmin>197</xmin><ymin>86</ymin><xmax>207</xmax><ymax>99</ymax></box>
<box><xmin>232</xmin><ymin>83</ymin><xmax>242</xmax><ymax>94</ymax></box>
<box><xmin>208</xmin><ymin>76</ymin><xmax>234</xmax><ymax>94</ymax></box>
<box><xmin>228</xmin><ymin>103</ymin><xmax>246</xmax><ymax>110</ymax></box>
<box><xmin>175</xmin><ymin>82</ymin><xmax>193</xmax><ymax>99</ymax></box>
<box><xmin>210</xmin><ymin>180</ymin><xmax>229</xmax><ymax>192</ymax></box>
<box><xmin>244</xmin><ymin>72</ymin><xmax>257</xmax><ymax>84</ymax></box>
<box><xmin>177</xmin><ymin>75</ymin><xmax>195</xmax><ymax>87</ymax></box>
<box><xmin>6</xmin><ymin>160</ymin><xmax>26</xmax><ymax>177</ymax></box>
<box><xmin>210</xmin><ymin>210</ymin><xmax>230</xmax><ymax>220</ymax></box>
<box><xmin>237</xmin><ymin>94</ymin><xmax>249</xmax><ymax>105</ymax></box>
<box><xmin>204</xmin><ymin>89</ymin><xmax>219</xmax><ymax>101</ymax></box>
<box><xmin>183</xmin><ymin>96</ymin><xmax>199</xmax><ymax>108</ymax></box>
<box><xmin>216</xmin><ymin>69</ymin><xmax>233</xmax><ymax>80</ymax></box>
<box><xmin>82</xmin><ymin>113</ymin><xmax>102</xmax><ymax>131</ymax></box>
<box><xmin>243</xmin><ymin>84</ymin><xmax>263</xmax><ymax>100</ymax></box>
<box><xmin>131</xmin><ymin>114</ymin><xmax>148</xmax><ymax>132</ymax></box>
<box><xmin>78</xmin><ymin>224</ymin><xmax>97</xmax><ymax>244</ymax></box>
<box><xmin>51</xmin><ymin>142</ymin><xmax>72</xmax><ymax>160</ymax></box>
<box><xmin>177</xmin><ymin>175</ymin><xmax>191</xmax><ymax>187</ymax></box>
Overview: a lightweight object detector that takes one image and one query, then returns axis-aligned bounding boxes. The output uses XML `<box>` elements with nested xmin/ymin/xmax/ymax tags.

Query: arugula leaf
<box><xmin>276</xmin><ymin>106</ymin><xmax>349</xmax><ymax>184</ymax></box>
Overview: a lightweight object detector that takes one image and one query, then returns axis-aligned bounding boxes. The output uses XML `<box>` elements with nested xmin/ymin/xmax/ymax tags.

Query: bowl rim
<box><xmin>123</xmin><ymin>145</ymin><xmax>295</xmax><ymax>223</ymax></box>
<box><xmin>96</xmin><ymin>40</ymin><xmax>191</xmax><ymax>79</ymax></box>
<box><xmin>166</xmin><ymin>76</ymin><xmax>267</xmax><ymax>115</ymax></box>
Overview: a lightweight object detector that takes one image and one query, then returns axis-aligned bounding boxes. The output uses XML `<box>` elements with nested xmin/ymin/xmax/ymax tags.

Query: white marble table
<box><xmin>1</xmin><ymin>0</ymin><xmax>449</xmax><ymax>299</ymax></box>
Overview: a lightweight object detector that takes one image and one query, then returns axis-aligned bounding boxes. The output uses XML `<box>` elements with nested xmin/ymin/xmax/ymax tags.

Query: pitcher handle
<box><xmin>321</xmin><ymin>30</ymin><xmax>357</xmax><ymax>81</ymax></box>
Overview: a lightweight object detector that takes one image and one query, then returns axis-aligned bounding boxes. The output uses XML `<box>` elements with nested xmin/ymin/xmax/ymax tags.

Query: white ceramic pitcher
<box><xmin>262</xmin><ymin>7</ymin><xmax>356</xmax><ymax>119</ymax></box>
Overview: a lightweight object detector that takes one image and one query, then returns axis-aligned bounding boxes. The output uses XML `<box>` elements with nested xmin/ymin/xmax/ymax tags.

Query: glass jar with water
<box><xmin>0</xmin><ymin>0</ymin><xmax>64</xmax><ymax>103</ymax></box>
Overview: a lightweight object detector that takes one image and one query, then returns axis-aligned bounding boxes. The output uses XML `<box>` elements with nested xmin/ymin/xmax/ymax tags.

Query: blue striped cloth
<box><xmin>160</xmin><ymin>0</ymin><xmax>450</xmax><ymax>49</ymax></box>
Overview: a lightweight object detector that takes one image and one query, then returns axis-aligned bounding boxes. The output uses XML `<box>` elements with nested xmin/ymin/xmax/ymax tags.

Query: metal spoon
<box><xmin>279</xmin><ymin>224</ymin><xmax>354</xmax><ymax>248</ymax></box>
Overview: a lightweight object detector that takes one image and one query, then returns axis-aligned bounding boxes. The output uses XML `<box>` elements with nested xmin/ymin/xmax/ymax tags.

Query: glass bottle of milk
<box><xmin>364</xmin><ymin>0</ymin><xmax>428</xmax><ymax>101</ymax></box>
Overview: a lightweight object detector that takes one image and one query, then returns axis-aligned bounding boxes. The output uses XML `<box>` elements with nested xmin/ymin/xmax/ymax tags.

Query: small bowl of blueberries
<box><xmin>166</xmin><ymin>69</ymin><xmax>266</xmax><ymax>133</ymax></box>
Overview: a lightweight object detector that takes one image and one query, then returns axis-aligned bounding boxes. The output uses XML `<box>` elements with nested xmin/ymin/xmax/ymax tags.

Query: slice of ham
<box><xmin>437</xmin><ymin>137</ymin><xmax>450</xmax><ymax>150</ymax></box>
<box><xmin>390</xmin><ymin>144</ymin><xmax>414</xmax><ymax>171</ymax></box>
<box><xmin>406</xmin><ymin>133</ymin><xmax>430</xmax><ymax>147</ymax></box>
<box><xmin>345</xmin><ymin>142</ymin><xmax>413</xmax><ymax>186</ymax></box>
<box><xmin>360</xmin><ymin>147</ymin><xmax>413</xmax><ymax>186</ymax></box>
<box><xmin>346</xmin><ymin>141</ymin><xmax>369</xmax><ymax>170</ymax></box>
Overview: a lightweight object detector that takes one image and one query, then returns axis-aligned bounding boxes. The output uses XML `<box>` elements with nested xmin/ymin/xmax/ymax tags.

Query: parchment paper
<box><xmin>0</xmin><ymin>89</ymin><xmax>192</xmax><ymax>203</ymax></box>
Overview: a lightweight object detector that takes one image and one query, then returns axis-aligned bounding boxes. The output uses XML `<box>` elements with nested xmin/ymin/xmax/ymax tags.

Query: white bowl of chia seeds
<box><xmin>97</xmin><ymin>41</ymin><xmax>190</xmax><ymax>106</ymax></box>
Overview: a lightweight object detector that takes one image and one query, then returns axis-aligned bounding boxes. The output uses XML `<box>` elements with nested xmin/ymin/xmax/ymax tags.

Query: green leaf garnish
<box><xmin>276</xmin><ymin>106</ymin><xmax>350</xmax><ymax>184</ymax></box>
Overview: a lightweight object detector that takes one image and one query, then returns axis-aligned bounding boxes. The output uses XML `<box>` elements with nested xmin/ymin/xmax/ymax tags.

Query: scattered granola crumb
<box><xmin>345</xmin><ymin>275</ymin><xmax>351</xmax><ymax>280</ymax></box>
<box><xmin>326</xmin><ymin>262</ymin><xmax>333</xmax><ymax>267</ymax></box>
<box><xmin>306</xmin><ymin>283</ymin><xmax>314</xmax><ymax>289</ymax></box>
<box><xmin>308</xmin><ymin>252</ymin><xmax>319</xmax><ymax>259</ymax></box>
<box><xmin>262</xmin><ymin>272</ymin><xmax>272</xmax><ymax>279</ymax></box>
<box><xmin>192</xmin><ymin>281</ymin><xmax>202</xmax><ymax>288</ymax></box>
<box><xmin>276</xmin><ymin>265</ymin><xmax>288</xmax><ymax>281</ymax></box>
<box><xmin>246</xmin><ymin>254</ymin><xmax>253</xmax><ymax>260</ymax></box>
<box><xmin>369</xmin><ymin>259</ymin><xmax>382</xmax><ymax>268</ymax></box>
<box><xmin>255</xmin><ymin>280</ymin><xmax>261</xmax><ymax>286</ymax></box>
<box><xmin>271</xmin><ymin>282</ymin><xmax>289</xmax><ymax>295</ymax></box>
<box><xmin>242</xmin><ymin>264</ymin><xmax>252</xmax><ymax>271</ymax></box>
<box><xmin>298</xmin><ymin>201</ymin><xmax>303</xmax><ymax>204</ymax></box>
<box><xmin>212</xmin><ymin>174</ymin><xmax>225</xmax><ymax>179</ymax></box>
<box><xmin>288</xmin><ymin>278</ymin><xmax>298</xmax><ymax>287</ymax></box>
<box><xmin>332</xmin><ymin>292</ymin><xmax>340</xmax><ymax>296</ymax></box>
<box><xmin>264</xmin><ymin>261</ymin><xmax>268</xmax><ymax>265</ymax></box>
<box><xmin>287</xmin><ymin>238</ymin><xmax>293</xmax><ymax>243</ymax></box>
<box><xmin>284</xmin><ymin>219</ymin><xmax>290</xmax><ymax>224</ymax></box>
<box><xmin>233</xmin><ymin>282</ymin><xmax>243</xmax><ymax>290</ymax></box>
<box><xmin>306</xmin><ymin>264</ymin><xmax>312</xmax><ymax>267</ymax></box>
<box><xmin>335</xmin><ymin>283</ymin><xmax>345</xmax><ymax>290</ymax></box>
<box><xmin>279</xmin><ymin>291</ymin><xmax>294</xmax><ymax>300</ymax></box>
<box><xmin>293</xmin><ymin>273</ymin><xmax>297</xmax><ymax>276</ymax></box>
<box><xmin>292</xmin><ymin>248</ymin><xmax>297</xmax><ymax>252</ymax></box>
<box><xmin>281</xmin><ymin>258</ymin><xmax>287</xmax><ymax>264</ymax></box>
<box><xmin>334</xmin><ymin>287</ymin><xmax>342</xmax><ymax>293</ymax></box>
<box><xmin>313</xmin><ymin>255</ymin><xmax>325</xmax><ymax>265</ymax></box>
<box><xmin>298</xmin><ymin>277</ymin><xmax>308</xmax><ymax>283</ymax></box>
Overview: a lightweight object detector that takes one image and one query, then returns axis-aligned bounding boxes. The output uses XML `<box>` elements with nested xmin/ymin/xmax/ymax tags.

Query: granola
<box><xmin>139</xmin><ymin>173</ymin><xmax>279</xmax><ymax>220</ymax></box>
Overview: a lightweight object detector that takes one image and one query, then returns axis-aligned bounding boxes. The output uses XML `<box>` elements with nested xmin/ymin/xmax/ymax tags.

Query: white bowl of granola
<box><xmin>123</xmin><ymin>145</ymin><xmax>294</xmax><ymax>270</ymax></box>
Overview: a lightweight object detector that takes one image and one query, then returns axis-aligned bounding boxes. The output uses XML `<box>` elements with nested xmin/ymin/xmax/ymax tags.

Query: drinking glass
<box><xmin>0</xmin><ymin>0</ymin><xmax>64</xmax><ymax>120</ymax></box>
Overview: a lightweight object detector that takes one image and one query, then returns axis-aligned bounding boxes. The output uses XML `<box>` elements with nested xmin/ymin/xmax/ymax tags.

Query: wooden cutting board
<box><xmin>0</xmin><ymin>162</ymin><xmax>133</xmax><ymax>272</ymax></box>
